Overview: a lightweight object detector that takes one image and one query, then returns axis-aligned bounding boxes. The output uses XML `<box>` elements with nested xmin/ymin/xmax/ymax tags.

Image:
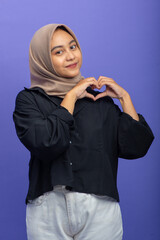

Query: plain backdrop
<box><xmin>0</xmin><ymin>0</ymin><xmax>159</xmax><ymax>239</ymax></box>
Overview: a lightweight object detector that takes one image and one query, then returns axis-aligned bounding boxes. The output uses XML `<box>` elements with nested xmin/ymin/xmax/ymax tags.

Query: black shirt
<box><xmin>13</xmin><ymin>87</ymin><xmax>154</xmax><ymax>203</ymax></box>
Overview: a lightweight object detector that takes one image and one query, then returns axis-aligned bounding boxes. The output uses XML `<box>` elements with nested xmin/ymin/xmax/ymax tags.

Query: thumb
<box><xmin>94</xmin><ymin>92</ymin><xmax>107</xmax><ymax>101</ymax></box>
<box><xmin>85</xmin><ymin>92</ymin><xmax>96</xmax><ymax>101</ymax></box>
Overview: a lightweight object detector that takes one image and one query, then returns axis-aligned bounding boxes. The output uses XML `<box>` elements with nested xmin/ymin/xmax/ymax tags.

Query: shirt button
<box><xmin>69</xmin><ymin>141</ymin><xmax>72</xmax><ymax>144</ymax></box>
<box><xmin>70</xmin><ymin>162</ymin><xmax>72</xmax><ymax>166</ymax></box>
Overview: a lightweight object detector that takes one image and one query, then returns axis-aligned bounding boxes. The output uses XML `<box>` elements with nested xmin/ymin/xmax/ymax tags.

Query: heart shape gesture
<box><xmin>73</xmin><ymin>76</ymin><xmax>127</xmax><ymax>102</ymax></box>
<box><xmin>91</xmin><ymin>76</ymin><xmax>127</xmax><ymax>101</ymax></box>
<box><xmin>64</xmin><ymin>76</ymin><xmax>139</xmax><ymax>120</ymax></box>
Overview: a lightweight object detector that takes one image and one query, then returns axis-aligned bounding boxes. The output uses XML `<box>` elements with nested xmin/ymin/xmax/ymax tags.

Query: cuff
<box><xmin>51</xmin><ymin>106</ymin><xmax>74</xmax><ymax>126</ymax></box>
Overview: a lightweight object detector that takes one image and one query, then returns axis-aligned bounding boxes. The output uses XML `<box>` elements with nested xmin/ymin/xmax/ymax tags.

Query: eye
<box><xmin>55</xmin><ymin>50</ymin><xmax>63</xmax><ymax>55</ymax></box>
<box><xmin>70</xmin><ymin>44</ymin><xmax>77</xmax><ymax>50</ymax></box>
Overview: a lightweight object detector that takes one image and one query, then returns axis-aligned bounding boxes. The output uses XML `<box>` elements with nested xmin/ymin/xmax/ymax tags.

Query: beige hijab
<box><xmin>29</xmin><ymin>24</ymin><xmax>83</xmax><ymax>98</ymax></box>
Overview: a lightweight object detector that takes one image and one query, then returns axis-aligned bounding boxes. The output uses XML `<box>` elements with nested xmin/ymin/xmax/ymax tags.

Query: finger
<box><xmin>97</xmin><ymin>76</ymin><xmax>108</xmax><ymax>82</ymax></box>
<box><xmin>98</xmin><ymin>79</ymin><xmax>115</xmax><ymax>88</ymax></box>
<box><xmin>91</xmin><ymin>83</ymin><xmax>99</xmax><ymax>89</ymax></box>
<box><xmin>98</xmin><ymin>78</ymin><xmax>114</xmax><ymax>85</ymax></box>
<box><xmin>85</xmin><ymin>92</ymin><xmax>96</xmax><ymax>101</ymax></box>
<box><xmin>79</xmin><ymin>77</ymin><xmax>96</xmax><ymax>85</ymax></box>
<box><xmin>97</xmin><ymin>76</ymin><xmax>113</xmax><ymax>82</ymax></box>
<box><xmin>92</xmin><ymin>79</ymin><xmax>99</xmax><ymax>88</ymax></box>
<box><xmin>90</xmin><ymin>85</ymin><xmax>94</xmax><ymax>89</ymax></box>
<box><xmin>94</xmin><ymin>92</ymin><xmax>107</xmax><ymax>100</ymax></box>
<box><xmin>86</xmin><ymin>79</ymin><xmax>99</xmax><ymax>89</ymax></box>
<box><xmin>85</xmin><ymin>77</ymin><xmax>99</xmax><ymax>87</ymax></box>
<box><xmin>86</xmin><ymin>77</ymin><xmax>97</xmax><ymax>82</ymax></box>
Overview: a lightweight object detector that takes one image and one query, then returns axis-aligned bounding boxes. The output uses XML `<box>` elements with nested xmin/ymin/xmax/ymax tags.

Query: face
<box><xmin>51</xmin><ymin>29</ymin><xmax>82</xmax><ymax>78</ymax></box>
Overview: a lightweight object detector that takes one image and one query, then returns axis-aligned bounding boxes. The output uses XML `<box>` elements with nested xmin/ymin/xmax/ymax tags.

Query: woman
<box><xmin>13</xmin><ymin>24</ymin><xmax>154</xmax><ymax>240</ymax></box>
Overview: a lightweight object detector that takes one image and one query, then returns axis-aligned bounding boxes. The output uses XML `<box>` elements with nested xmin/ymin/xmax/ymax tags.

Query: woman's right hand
<box><xmin>69</xmin><ymin>77</ymin><xmax>98</xmax><ymax>101</ymax></box>
<box><xmin>61</xmin><ymin>77</ymin><xmax>98</xmax><ymax>114</ymax></box>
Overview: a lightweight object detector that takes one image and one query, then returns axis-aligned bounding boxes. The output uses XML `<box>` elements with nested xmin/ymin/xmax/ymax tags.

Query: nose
<box><xmin>66</xmin><ymin>50</ymin><xmax>75</xmax><ymax>61</ymax></box>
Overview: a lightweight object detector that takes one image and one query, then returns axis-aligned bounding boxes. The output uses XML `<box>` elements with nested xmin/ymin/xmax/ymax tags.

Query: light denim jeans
<box><xmin>26</xmin><ymin>185</ymin><xmax>123</xmax><ymax>240</ymax></box>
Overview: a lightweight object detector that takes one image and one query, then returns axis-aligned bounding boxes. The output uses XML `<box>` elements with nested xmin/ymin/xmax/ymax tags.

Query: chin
<box><xmin>64</xmin><ymin>71</ymin><xmax>80</xmax><ymax>78</ymax></box>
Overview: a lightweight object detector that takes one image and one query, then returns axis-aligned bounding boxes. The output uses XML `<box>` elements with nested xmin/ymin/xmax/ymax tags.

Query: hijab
<box><xmin>29</xmin><ymin>24</ymin><xmax>83</xmax><ymax>98</ymax></box>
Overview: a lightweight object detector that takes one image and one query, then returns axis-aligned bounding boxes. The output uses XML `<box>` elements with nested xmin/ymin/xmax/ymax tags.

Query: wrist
<box><xmin>66</xmin><ymin>90</ymin><xmax>77</xmax><ymax>102</ymax></box>
<box><xmin>60</xmin><ymin>90</ymin><xmax>77</xmax><ymax>115</ymax></box>
<box><xmin>119</xmin><ymin>91</ymin><xmax>130</xmax><ymax>104</ymax></box>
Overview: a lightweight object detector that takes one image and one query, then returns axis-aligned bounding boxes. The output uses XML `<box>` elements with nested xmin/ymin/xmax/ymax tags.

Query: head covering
<box><xmin>29</xmin><ymin>24</ymin><xmax>83</xmax><ymax>98</ymax></box>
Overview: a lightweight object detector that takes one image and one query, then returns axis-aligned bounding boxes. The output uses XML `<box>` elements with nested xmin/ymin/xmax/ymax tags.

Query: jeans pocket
<box><xmin>28</xmin><ymin>194</ymin><xmax>47</xmax><ymax>206</ymax></box>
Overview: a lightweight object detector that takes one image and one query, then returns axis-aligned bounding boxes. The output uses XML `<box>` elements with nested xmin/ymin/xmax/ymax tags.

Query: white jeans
<box><xmin>26</xmin><ymin>185</ymin><xmax>123</xmax><ymax>240</ymax></box>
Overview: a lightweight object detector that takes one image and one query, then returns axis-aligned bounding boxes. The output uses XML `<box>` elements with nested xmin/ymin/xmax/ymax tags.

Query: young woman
<box><xmin>13</xmin><ymin>24</ymin><xmax>154</xmax><ymax>240</ymax></box>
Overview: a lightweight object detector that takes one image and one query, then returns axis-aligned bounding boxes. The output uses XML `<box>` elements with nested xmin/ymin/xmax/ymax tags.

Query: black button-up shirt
<box><xmin>13</xmin><ymin>87</ymin><xmax>154</xmax><ymax>203</ymax></box>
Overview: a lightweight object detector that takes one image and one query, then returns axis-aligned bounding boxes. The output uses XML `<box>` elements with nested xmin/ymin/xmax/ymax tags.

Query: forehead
<box><xmin>51</xmin><ymin>29</ymin><xmax>74</xmax><ymax>48</ymax></box>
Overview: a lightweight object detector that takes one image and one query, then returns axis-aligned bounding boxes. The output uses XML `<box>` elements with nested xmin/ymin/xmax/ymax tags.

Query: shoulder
<box><xmin>15</xmin><ymin>87</ymin><xmax>47</xmax><ymax>108</ymax></box>
<box><xmin>15</xmin><ymin>87</ymin><xmax>47</xmax><ymax>102</ymax></box>
<box><xmin>14</xmin><ymin>87</ymin><xmax>61</xmax><ymax>113</ymax></box>
<box><xmin>15</xmin><ymin>88</ymin><xmax>35</xmax><ymax>105</ymax></box>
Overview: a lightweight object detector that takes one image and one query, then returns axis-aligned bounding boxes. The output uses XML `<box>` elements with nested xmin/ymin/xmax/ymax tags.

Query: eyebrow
<box><xmin>51</xmin><ymin>40</ymin><xmax>76</xmax><ymax>52</ymax></box>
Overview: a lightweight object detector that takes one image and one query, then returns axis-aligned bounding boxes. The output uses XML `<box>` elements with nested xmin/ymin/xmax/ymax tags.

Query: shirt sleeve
<box><xmin>13</xmin><ymin>91</ymin><xmax>74</xmax><ymax>162</ymax></box>
<box><xmin>117</xmin><ymin>110</ymin><xmax>154</xmax><ymax>159</ymax></box>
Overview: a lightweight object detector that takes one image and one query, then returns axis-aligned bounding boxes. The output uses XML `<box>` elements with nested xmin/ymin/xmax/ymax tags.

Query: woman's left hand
<box><xmin>94</xmin><ymin>76</ymin><xmax>139</xmax><ymax>121</ymax></box>
<box><xmin>94</xmin><ymin>76</ymin><xmax>128</xmax><ymax>101</ymax></box>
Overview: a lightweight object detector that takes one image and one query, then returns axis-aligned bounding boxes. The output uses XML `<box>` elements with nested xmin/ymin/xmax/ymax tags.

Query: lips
<box><xmin>66</xmin><ymin>63</ymin><xmax>78</xmax><ymax>68</ymax></box>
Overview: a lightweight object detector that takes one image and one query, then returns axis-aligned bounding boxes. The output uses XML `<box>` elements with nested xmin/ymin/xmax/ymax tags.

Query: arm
<box><xmin>94</xmin><ymin>76</ymin><xmax>139</xmax><ymax>121</ymax></box>
<box><xmin>94</xmin><ymin>76</ymin><xmax>154</xmax><ymax>158</ymax></box>
<box><xmin>117</xmin><ymin>112</ymin><xmax>154</xmax><ymax>159</ymax></box>
<box><xmin>13</xmin><ymin>90</ymin><xmax>75</xmax><ymax>162</ymax></box>
<box><xmin>13</xmin><ymin>78</ymin><xmax>98</xmax><ymax>162</ymax></box>
<box><xmin>60</xmin><ymin>77</ymin><xmax>98</xmax><ymax>114</ymax></box>
<box><xmin>119</xmin><ymin>92</ymin><xmax>139</xmax><ymax>121</ymax></box>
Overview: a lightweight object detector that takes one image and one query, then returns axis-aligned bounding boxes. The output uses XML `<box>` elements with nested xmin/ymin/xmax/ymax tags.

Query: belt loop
<box><xmin>53</xmin><ymin>185</ymin><xmax>71</xmax><ymax>193</ymax></box>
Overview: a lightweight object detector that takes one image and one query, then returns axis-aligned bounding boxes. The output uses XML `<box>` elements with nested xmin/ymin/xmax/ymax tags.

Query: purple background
<box><xmin>0</xmin><ymin>0</ymin><xmax>159</xmax><ymax>239</ymax></box>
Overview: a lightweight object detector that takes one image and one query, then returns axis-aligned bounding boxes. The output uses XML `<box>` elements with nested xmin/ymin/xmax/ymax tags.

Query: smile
<box><xmin>66</xmin><ymin>63</ymin><xmax>78</xmax><ymax>69</ymax></box>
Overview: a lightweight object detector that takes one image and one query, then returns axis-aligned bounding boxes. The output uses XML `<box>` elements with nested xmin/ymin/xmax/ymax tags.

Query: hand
<box><xmin>70</xmin><ymin>77</ymin><xmax>99</xmax><ymax>101</ymax></box>
<box><xmin>61</xmin><ymin>77</ymin><xmax>98</xmax><ymax>115</ymax></box>
<box><xmin>95</xmin><ymin>76</ymin><xmax>128</xmax><ymax>101</ymax></box>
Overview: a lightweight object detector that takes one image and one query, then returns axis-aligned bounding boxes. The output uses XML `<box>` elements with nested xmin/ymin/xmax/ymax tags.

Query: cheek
<box><xmin>78</xmin><ymin>54</ymin><xmax>82</xmax><ymax>67</ymax></box>
<box><xmin>51</xmin><ymin>57</ymin><xmax>64</xmax><ymax>71</ymax></box>
<box><xmin>76</xmin><ymin>50</ymin><xmax>82</xmax><ymax>65</ymax></box>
